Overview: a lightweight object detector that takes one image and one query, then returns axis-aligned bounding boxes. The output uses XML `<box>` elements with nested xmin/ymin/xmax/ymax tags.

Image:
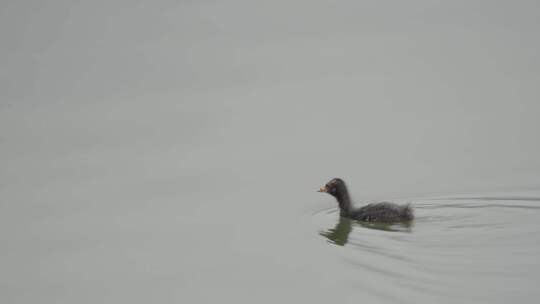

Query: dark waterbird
<box><xmin>318</xmin><ymin>178</ymin><xmax>414</xmax><ymax>222</ymax></box>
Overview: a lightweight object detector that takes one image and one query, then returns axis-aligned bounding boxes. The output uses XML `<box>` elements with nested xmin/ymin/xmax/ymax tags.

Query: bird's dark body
<box><xmin>319</xmin><ymin>178</ymin><xmax>414</xmax><ymax>223</ymax></box>
<box><xmin>347</xmin><ymin>202</ymin><xmax>413</xmax><ymax>222</ymax></box>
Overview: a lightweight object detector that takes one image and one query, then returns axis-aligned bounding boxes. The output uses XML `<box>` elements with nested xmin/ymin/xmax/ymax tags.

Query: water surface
<box><xmin>2</xmin><ymin>1</ymin><xmax>540</xmax><ymax>303</ymax></box>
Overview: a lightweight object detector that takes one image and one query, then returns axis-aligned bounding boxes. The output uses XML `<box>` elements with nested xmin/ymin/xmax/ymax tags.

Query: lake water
<box><xmin>2</xmin><ymin>1</ymin><xmax>540</xmax><ymax>303</ymax></box>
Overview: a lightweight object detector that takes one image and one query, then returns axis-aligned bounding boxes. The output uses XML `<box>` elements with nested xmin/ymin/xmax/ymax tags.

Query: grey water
<box><xmin>2</xmin><ymin>1</ymin><xmax>540</xmax><ymax>303</ymax></box>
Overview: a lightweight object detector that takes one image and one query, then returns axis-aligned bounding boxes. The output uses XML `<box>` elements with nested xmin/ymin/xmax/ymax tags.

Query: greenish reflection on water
<box><xmin>320</xmin><ymin>216</ymin><xmax>413</xmax><ymax>246</ymax></box>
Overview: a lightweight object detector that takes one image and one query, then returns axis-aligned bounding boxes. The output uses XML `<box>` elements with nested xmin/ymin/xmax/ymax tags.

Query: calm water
<box><xmin>2</xmin><ymin>1</ymin><xmax>540</xmax><ymax>303</ymax></box>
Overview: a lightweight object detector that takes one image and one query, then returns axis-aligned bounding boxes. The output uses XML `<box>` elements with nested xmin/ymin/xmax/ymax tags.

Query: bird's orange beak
<box><xmin>317</xmin><ymin>186</ymin><xmax>327</xmax><ymax>193</ymax></box>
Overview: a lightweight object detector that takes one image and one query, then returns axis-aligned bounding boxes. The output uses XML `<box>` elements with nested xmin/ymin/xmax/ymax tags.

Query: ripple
<box><xmin>313</xmin><ymin>191</ymin><xmax>540</xmax><ymax>302</ymax></box>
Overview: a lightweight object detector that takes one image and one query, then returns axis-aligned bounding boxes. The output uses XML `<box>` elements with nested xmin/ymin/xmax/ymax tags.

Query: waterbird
<box><xmin>318</xmin><ymin>178</ymin><xmax>413</xmax><ymax>222</ymax></box>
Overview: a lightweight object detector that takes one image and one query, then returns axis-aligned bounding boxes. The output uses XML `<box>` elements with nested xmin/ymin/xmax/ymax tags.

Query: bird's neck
<box><xmin>336</xmin><ymin>191</ymin><xmax>352</xmax><ymax>215</ymax></box>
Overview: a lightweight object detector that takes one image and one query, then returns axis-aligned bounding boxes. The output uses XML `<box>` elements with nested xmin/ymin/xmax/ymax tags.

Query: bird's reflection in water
<box><xmin>319</xmin><ymin>217</ymin><xmax>353</xmax><ymax>246</ymax></box>
<box><xmin>320</xmin><ymin>216</ymin><xmax>413</xmax><ymax>246</ymax></box>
